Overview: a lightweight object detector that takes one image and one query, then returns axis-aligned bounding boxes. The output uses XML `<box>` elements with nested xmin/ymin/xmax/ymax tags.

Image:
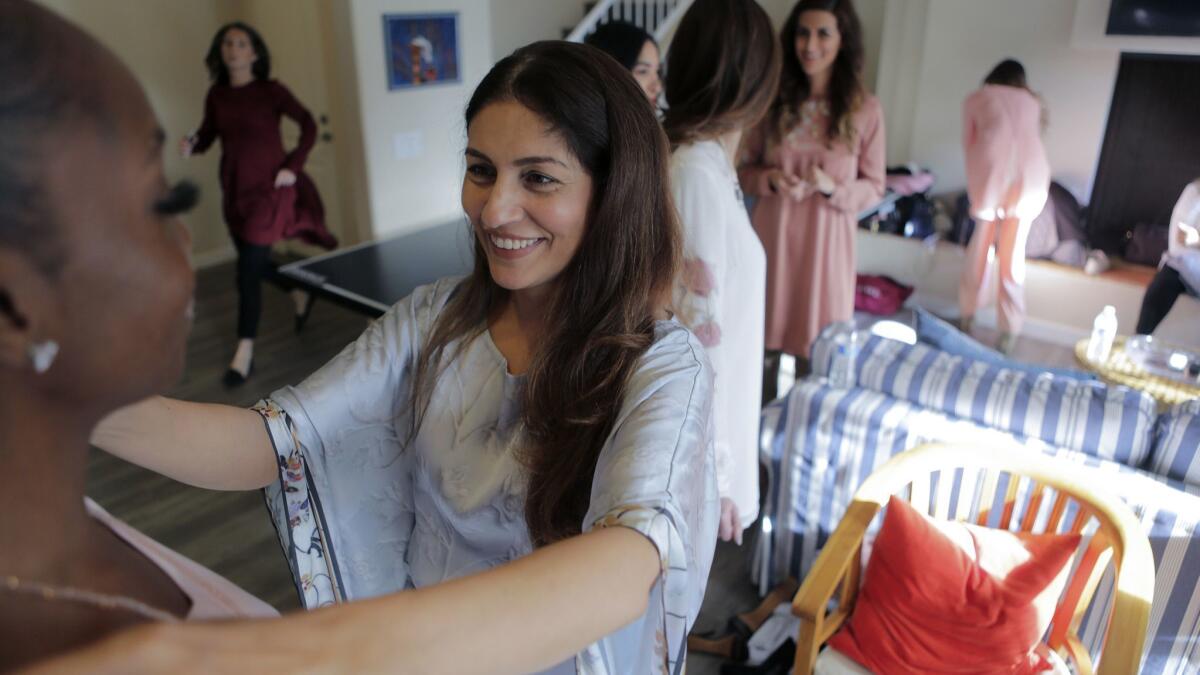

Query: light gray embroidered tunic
<box><xmin>258</xmin><ymin>278</ymin><xmax>718</xmax><ymax>674</ymax></box>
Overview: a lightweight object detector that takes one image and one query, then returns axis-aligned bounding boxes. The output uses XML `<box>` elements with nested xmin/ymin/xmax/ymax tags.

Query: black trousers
<box><xmin>1136</xmin><ymin>265</ymin><xmax>1190</xmax><ymax>335</ymax></box>
<box><xmin>234</xmin><ymin>239</ymin><xmax>278</xmax><ymax>339</ymax></box>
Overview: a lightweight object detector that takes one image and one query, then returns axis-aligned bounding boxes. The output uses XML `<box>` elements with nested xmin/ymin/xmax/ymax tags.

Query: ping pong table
<box><xmin>278</xmin><ymin>221</ymin><xmax>475</xmax><ymax>318</ymax></box>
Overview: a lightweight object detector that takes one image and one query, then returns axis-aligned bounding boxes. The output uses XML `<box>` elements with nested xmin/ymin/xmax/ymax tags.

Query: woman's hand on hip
<box><xmin>274</xmin><ymin>168</ymin><xmax>298</xmax><ymax>188</ymax></box>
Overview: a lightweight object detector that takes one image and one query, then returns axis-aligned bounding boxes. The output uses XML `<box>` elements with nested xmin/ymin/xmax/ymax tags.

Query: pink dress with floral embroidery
<box><xmin>739</xmin><ymin>95</ymin><xmax>886</xmax><ymax>358</ymax></box>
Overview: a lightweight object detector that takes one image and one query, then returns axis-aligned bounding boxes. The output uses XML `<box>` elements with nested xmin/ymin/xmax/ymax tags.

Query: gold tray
<box><xmin>1075</xmin><ymin>337</ymin><xmax>1200</xmax><ymax>407</ymax></box>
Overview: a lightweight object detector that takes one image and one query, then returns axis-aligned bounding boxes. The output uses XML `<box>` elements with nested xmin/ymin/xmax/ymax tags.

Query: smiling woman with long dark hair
<box><xmin>584</xmin><ymin>20</ymin><xmax>663</xmax><ymax>106</ymax></box>
<box><xmin>72</xmin><ymin>40</ymin><xmax>717</xmax><ymax>674</ymax></box>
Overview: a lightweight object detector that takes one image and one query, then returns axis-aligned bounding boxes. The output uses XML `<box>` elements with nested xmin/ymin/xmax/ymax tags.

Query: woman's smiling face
<box><xmin>794</xmin><ymin>9</ymin><xmax>840</xmax><ymax>79</ymax></box>
<box><xmin>462</xmin><ymin>100</ymin><xmax>593</xmax><ymax>295</ymax></box>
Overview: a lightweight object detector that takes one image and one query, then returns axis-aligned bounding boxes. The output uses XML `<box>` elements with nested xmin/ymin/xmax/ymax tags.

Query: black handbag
<box><xmin>1123</xmin><ymin>222</ymin><xmax>1169</xmax><ymax>266</ymax></box>
<box><xmin>948</xmin><ymin>192</ymin><xmax>976</xmax><ymax>246</ymax></box>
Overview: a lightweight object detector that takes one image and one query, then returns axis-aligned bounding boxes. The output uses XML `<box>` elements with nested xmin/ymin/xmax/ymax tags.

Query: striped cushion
<box><xmin>757</xmin><ymin>380</ymin><xmax>1200</xmax><ymax>674</ymax></box>
<box><xmin>1148</xmin><ymin>400</ymin><xmax>1200</xmax><ymax>487</ymax></box>
<box><xmin>811</xmin><ymin>331</ymin><xmax>1157</xmax><ymax>468</ymax></box>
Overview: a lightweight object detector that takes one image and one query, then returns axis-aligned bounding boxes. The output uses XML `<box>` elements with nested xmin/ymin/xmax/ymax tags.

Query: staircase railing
<box><xmin>566</xmin><ymin>0</ymin><xmax>693</xmax><ymax>44</ymax></box>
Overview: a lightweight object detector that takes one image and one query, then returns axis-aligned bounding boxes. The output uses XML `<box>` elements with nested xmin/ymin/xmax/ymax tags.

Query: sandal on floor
<box><xmin>728</xmin><ymin>577</ymin><xmax>799</xmax><ymax>638</ymax></box>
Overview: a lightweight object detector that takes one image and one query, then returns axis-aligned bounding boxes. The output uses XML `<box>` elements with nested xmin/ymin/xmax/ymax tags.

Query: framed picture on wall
<box><xmin>383</xmin><ymin>13</ymin><xmax>460</xmax><ymax>90</ymax></box>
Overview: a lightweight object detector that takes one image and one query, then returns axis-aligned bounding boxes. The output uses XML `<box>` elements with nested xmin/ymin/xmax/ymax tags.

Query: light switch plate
<box><xmin>392</xmin><ymin>130</ymin><xmax>424</xmax><ymax>160</ymax></box>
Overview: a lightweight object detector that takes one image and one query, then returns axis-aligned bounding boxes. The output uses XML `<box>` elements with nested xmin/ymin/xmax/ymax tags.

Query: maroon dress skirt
<box><xmin>191</xmin><ymin>79</ymin><xmax>336</xmax><ymax>249</ymax></box>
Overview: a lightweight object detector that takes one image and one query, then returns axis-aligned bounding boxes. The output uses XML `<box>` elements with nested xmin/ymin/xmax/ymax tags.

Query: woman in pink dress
<box><xmin>739</xmin><ymin>0</ymin><xmax>884</xmax><ymax>389</ymax></box>
<box><xmin>0</xmin><ymin>4</ymin><xmax>276</xmax><ymax>669</ymax></box>
<box><xmin>959</xmin><ymin>59</ymin><xmax>1050</xmax><ymax>353</ymax></box>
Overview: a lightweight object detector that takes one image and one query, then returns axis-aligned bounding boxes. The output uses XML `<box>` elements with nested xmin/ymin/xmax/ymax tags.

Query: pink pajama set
<box><xmin>960</xmin><ymin>84</ymin><xmax>1051</xmax><ymax>336</ymax></box>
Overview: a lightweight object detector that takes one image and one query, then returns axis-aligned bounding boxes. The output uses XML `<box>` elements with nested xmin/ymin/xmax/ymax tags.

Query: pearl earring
<box><xmin>28</xmin><ymin>340</ymin><xmax>59</xmax><ymax>374</ymax></box>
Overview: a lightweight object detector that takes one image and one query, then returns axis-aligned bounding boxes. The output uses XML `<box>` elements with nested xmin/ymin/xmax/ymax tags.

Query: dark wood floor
<box><xmin>86</xmin><ymin>262</ymin><xmax>369</xmax><ymax>611</ymax></box>
<box><xmin>85</xmin><ymin>261</ymin><xmax>1074</xmax><ymax>673</ymax></box>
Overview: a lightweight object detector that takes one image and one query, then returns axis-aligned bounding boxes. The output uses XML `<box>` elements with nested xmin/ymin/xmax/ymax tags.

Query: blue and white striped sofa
<box><xmin>755</xmin><ymin>332</ymin><xmax>1200</xmax><ymax>674</ymax></box>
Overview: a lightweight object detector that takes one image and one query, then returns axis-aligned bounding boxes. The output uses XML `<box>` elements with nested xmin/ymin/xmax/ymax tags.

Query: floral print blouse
<box><xmin>256</xmin><ymin>278</ymin><xmax>718</xmax><ymax>674</ymax></box>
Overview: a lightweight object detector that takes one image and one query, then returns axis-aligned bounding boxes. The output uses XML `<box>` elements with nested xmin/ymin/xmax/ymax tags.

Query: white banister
<box><xmin>651</xmin><ymin>0</ymin><xmax>691</xmax><ymax>42</ymax></box>
<box><xmin>566</xmin><ymin>0</ymin><xmax>616</xmax><ymax>43</ymax></box>
<box><xmin>566</xmin><ymin>0</ymin><xmax>693</xmax><ymax>45</ymax></box>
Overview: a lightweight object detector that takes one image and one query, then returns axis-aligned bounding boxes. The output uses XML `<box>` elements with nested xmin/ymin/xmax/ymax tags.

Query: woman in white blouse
<box><xmin>663</xmin><ymin>0</ymin><xmax>781</xmax><ymax>543</ymax></box>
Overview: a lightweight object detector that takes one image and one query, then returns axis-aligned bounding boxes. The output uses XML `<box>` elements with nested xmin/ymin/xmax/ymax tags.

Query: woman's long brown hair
<box><xmin>662</xmin><ymin>0</ymin><xmax>781</xmax><ymax>148</ymax></box>
<box><xmin>768</xmin><ymin>0</ymin><xmax>865</xmax><ymax>147</ymax></box>
<box><xmin>409</xmin><ymin>41</ymin><xmax>681</xmax><ymax>547</ymax></box>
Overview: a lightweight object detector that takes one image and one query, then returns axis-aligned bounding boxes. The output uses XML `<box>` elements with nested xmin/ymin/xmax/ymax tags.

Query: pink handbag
<box><xmin>855</xmin><ymin>274</ymin><xmax>914</xmax><ymax>316</ymax></box>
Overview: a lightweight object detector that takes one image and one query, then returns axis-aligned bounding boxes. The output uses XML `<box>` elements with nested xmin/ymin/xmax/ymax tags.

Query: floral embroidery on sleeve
<box><xmin>255</xmin><ymin>400</ymin><xmax>341</xmax><ymax>608</ymax></box>
<box><xmin>682</xmin><ymin>257</ymin><xmax>716</xmax><ymax>297</ymax></box>
<box><xmin>677</xmin><ymin>256</ymin><xmax>722</xmax><ymax>348</ymax></box>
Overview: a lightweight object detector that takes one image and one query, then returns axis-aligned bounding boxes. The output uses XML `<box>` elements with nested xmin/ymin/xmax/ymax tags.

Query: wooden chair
<box><xmin>791</xmin><ymin>443</ymin><xmax>1156</xmax><ymax>675</ymax></box>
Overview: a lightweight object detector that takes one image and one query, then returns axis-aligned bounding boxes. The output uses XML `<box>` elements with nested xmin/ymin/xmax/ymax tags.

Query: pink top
<box><xmin>962</xmin><ymin>85</ymin><xmax>1050</xmax><ymax>220</ymax></box>
<box><xmin>85</xmin><ymin>497</ymin><xmax>279</xmax><ymax>620</ymax></box>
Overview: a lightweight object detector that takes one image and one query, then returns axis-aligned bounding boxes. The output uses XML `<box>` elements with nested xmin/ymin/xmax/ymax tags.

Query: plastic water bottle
<box><xmin>1086</xmin><ymin>305</ymin><xmax>1118</xmax><ymax>364</ymax></box>
<box><xmin>828</xmin><ymin>322</ymin><xmax>858</xmax><ymax>389</ymax></box>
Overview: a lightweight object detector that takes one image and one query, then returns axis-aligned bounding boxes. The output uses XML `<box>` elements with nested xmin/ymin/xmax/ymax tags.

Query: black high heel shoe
<box><xmin>223</xmin><ymin>359</ymin><xmax>254</xmax><ymax>387</ymax></box>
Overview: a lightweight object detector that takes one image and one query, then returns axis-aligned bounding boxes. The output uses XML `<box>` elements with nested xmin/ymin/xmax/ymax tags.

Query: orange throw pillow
<box><xmin>827</xmin><ymin>496</ymin><xmax>1081</xmax><ymax>674</ymax></box>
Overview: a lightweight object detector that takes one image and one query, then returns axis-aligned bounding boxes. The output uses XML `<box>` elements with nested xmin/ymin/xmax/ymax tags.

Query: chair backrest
<box><xmin>793</xmin><ymin>443</ymin><xmax>1155</xmax><ymax>675</ymax></box>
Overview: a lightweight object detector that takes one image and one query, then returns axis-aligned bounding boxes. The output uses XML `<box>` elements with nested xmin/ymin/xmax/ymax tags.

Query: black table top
<box><xmin>279</xmin><ymin>221</ymin><xmax>475</xmax><ymax>317</ymax></box>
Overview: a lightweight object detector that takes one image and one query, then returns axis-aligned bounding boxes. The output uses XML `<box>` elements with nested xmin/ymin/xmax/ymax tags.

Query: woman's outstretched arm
<box><xmin>91</xmin><ymin>396</ymin><xmax>276</xmax><ymax>490</ymax></box>
<box><xmin>23</xmin><ymin>527</ymin><xmax>660</xmax><ymax>675</ymax></box>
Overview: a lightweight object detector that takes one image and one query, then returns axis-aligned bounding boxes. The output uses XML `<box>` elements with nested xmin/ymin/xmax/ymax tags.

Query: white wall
<box><xmin>880</xmin><ymin>0</ymin><xmax>1200</xmax><ymax>204</ymax></box>
<box><xmin>855</xmin><ymin>0</ymin><xmax>885</xmax><ymax>93</ymax></box>
<box><xmin>882</xmin><ymin>0</ymin><xmax>1117</xmax><ymax>202</ymax></box>
<box><xmin>36</xmin><ymin>0</ymin><xmax>237</xmax><ymax>263</ymax></box>
<box><xmin>864</xmin><ymin>0</ymin><xmax>1200</xmax><ymax>347</ymax></box>
<box><xmin>341</xmin><ymin>0</ymin><xmax>493</xmax><ymax>239</ymax></box>
<box><xmin>873</xmin><ymin>0</ymin><xmax>928</xmax><ymax>165</ymax></box>
<box><xmin>320</xmin><ymin>0</ymin><xmax>374</xmax><ymax>246</ymax></box>
<box><xmin>490</xmin><ymin>0</ymin><xmax>583</xmax><ymax>61</ymax></box>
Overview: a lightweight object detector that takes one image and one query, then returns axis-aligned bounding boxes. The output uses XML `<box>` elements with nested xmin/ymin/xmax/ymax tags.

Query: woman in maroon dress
<box><xmin>182</xmin><ymin>22</ymin><xmax>336</xmax><ymax>386</ymax></box>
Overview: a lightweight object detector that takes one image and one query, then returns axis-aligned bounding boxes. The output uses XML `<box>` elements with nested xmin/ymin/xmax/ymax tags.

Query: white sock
<box><xmin>230</xmin><ymin>338</ymin><xmax>254</xmax><ymax>376</ymax></box>
<box><xmin>291</xmin><ymin>289</ymin><xmax>311</xmax><ymax>315</ymax></box>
